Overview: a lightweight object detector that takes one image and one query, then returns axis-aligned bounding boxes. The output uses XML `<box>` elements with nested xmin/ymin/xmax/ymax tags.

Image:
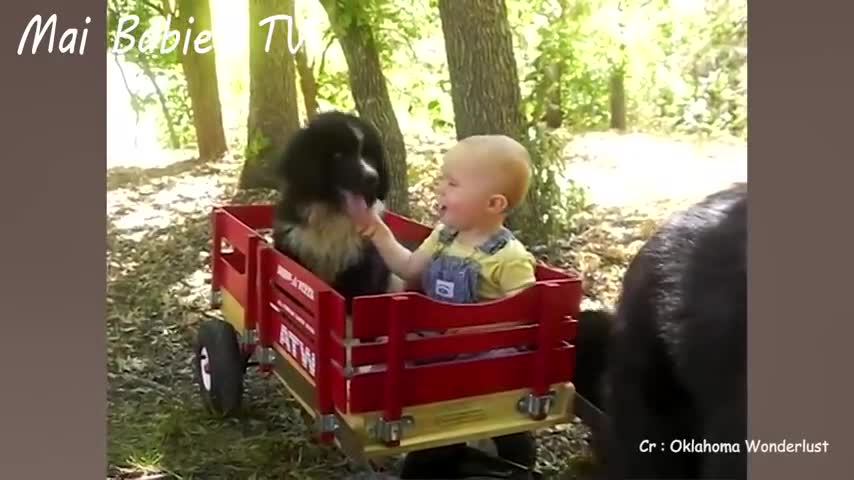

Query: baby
<box><xmin>351</xmin><ymin>133</ymin><xmax>537</xmax><ymax>334</ymax></box>
<box><xmin>348</xmin><ymin>134</ymin><xmax>539</xmax><ymax>469</ymax></box>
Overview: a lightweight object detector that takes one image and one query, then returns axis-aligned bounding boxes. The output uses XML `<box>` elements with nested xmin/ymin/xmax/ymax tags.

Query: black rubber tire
<box><xmin>193</xmin><ymin>319</ymin><xmax>245</xmax><ymax>417</ymax></box>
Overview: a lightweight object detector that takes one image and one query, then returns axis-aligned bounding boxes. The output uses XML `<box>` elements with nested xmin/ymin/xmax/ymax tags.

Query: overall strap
<box><xmin>476</xmin><ymin>227</ymin><xmax>514</xmax><ymax>256</ymax></box>
<box><xmin>432</xmin><ymin>226</ymin><xmax>458</xmax><ymax>257</ymax></box>
<box><xmin>433</xmin><ymin>225</ymin><xmax>514</xmax><ymax>257</ymax></box>
<box><xmin>437</xmin><ymin>226</ymin><xmax>458</xmax><ymax>245</ymax></box>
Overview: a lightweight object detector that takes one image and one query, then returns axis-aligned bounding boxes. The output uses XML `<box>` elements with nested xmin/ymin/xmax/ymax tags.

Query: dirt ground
<box><xmin>563</xmin><ymin>131</ymin><xmax>746</xmax><ymax>212</ymax></box>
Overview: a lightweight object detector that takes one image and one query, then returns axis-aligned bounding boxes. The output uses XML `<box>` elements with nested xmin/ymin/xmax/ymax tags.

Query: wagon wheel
<box><xmin>193</xmin><ymin>319</ymin><xmax>245</xmax><ymax>417</ymax></box>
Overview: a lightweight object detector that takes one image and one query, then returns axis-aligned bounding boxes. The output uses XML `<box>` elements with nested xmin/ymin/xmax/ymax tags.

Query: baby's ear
<box><xmin>488</xmin><ymin>194</ymin><xmax>509</xmax><ymax>213</ymax></box>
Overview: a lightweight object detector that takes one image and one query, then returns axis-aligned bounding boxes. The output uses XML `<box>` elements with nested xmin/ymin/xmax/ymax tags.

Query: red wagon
<box><xmin>195</xmin><ymin>202</ymin><xmax>584</xmax><ymax>467</ymax></box>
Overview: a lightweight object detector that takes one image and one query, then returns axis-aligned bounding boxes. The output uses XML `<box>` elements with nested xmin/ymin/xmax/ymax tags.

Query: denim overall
<box><xmin>411</xmin><ymin>227</ymin><xmax>518</xmax><ymax>365</ymax></box>
<box><xmin>421</xmin><ymin>226</ymin><xmax>514</xmax><ymax>304</ymax></box>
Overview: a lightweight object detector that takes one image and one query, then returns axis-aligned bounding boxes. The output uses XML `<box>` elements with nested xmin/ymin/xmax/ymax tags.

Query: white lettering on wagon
<box><xmin>278</xmin><ymin>323</ymin><xmax>317</xmax><ymax>377</ymax></box>
<box><xmin>275</xmin><ymin>300</ymin><xmax>316</xmax><ymax>336</ymax></box>
<box><xmin>276</xmin><ymin>265</ymin><xmax>315</xmax><ymax>301</ymax></box>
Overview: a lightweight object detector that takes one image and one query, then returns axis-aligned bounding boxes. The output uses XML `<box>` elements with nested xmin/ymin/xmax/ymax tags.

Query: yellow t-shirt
<box><xmin>415</xmin><ymin>225</ymin><xmax>537</xmax><ymax>301</ymax></box>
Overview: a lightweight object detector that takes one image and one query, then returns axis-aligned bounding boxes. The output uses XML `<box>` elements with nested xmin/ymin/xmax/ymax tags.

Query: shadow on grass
<box><xmin>107</xmin><ymin>157</ymin><xmax>221</xmax><ymax>192</ymax></box>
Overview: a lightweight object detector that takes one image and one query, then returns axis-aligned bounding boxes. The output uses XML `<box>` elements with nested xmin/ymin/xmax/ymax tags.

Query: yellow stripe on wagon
<box><xmin>338</xmin><ymin>382</ymin><xmax>576</xmax><ymax>458</ymax></box>
<box><xmin>220</xmin><ymin>289</ymin><xmax>247</xmax><ymax>334</ymax></box>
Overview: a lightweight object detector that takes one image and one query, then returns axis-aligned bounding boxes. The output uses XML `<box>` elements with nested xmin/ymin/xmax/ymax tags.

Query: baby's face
<box><xmin>436</xmin><ymin>148</ymin><xmax>501</xmax><ymax>230</ymax></box>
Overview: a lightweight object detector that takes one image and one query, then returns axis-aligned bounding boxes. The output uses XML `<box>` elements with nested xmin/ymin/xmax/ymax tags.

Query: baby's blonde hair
<box><xmin>455</xmin><ymin>135</ymin><xmax>532</xmax><ymax>210</ymax></box>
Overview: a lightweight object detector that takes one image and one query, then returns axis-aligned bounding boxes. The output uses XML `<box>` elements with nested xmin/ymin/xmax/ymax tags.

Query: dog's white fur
<box><xmin>275</xmin><ymin>199</ymin><xmax>405</xmax><ymax>292</ymax></box>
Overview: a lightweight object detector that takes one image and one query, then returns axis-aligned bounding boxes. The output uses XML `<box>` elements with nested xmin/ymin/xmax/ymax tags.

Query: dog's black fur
<box><xmin>271</xmin><ymin>111</ymin><xmax>395</xmax><ymax>311</ymax></box>
<box><xmin>575</xmin><ymin>183</ymin><xmax>747</xmax><ymax>480</ymax></box>
<box><xmin>574</xmin><ymin>309</ymin><xmax>616</xmax><ymax>411</ymax></box>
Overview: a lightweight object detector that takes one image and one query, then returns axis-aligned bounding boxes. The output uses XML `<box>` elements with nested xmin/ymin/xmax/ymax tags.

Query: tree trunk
<box><xmin>292</xmin><ymin>22</ymin><xmax>320</xmax><ymax>119</ymax></box>
<box><xmin>437</xmin><ymin>0</ymin><xmax>526</xmax><ymax>142</ymax></box>
<box><xmin>543</xmin><ymin>62</ymin><xmax>564</xmax><ymax>128</ymax></box>
<box><xmin>240</xmin><ymin>0</ymin><xmax>301</xmax><ymax>190</ymax></box>
<box><xmin>176</xmin><ymin>0</ymin><xmax>228</xmax><ymax>161</ymax></box>
<box><xmin>438</xmin><ymin>0</ymin><xmax>565</xmax><ymax>241</ymax></box>
<box><xmin>610</xmin><ymin>2</ymin><xmax>628</xmax><ymax>133</ymax></box>
<box><xmin>319</xmin><ymin>0</ymin><xmax>410</xmax><ymax>215</ymax></box>
<box><xmin>609</xmin><ymin>64</ymin><xmax>627</xmax><ymax>131</ymax></box>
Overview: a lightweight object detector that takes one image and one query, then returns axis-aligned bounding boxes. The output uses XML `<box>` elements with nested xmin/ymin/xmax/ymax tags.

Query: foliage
<box><xmin>509</xmin><ymin>0</ymin><xmax>747</xmax><ymax>137</ymax></box>
<box><xmin>519</xmin><ymin>0</ymin><xmax>613</xmax><ymax>131</ymax></box>
<box><xmin>108</xmin><ymin>0</ymin><xmax>196</xmax><ymax>149</ymax></box>
<box><xmin>315</xmin><ymin>68</ymin><xmax>354</xmax><ymax>111</ymax></box>
<box><xmin>244</xmin><ymin>130</ymin><xmax>273</xmax><ymax>167</ymax></box>
<box><xmin>511</xmin><ymin>125</ymin><xmax>593</xmax><ymax>251</ymax></box>
<box><xmin>157</xmin><ymin>71</ymin><xmax>195</xmax><ymax>146</ymax></box>
<box><xmin>314</xmin><ymin>0</ymin><xmax>454</xmax><ymax>131</ymax></box>
<box><xmin>112</xmin><ymin>0</ymin><xmax>747</xmax><ymax>150</ymax></box>
<box><xmin>617</xmin><ymin>0</ymin><xmax>747</xmax><ymax>137</ymax></box>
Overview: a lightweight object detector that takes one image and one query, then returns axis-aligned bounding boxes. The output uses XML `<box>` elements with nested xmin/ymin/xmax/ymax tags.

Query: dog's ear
<box><xmin>275</xmin><ymin>127</ymin><xmax>328</xmax><ymax>196</ymax></box>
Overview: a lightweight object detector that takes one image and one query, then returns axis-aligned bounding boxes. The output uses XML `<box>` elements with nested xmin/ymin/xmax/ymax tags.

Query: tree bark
<box><xmin>240</xmin><ymin>0</ymin><xmax>301</xmax><ymax>190</ymax></box>
<box><xmin>610</xmin><ymin>3</ymin><xmax>628</xmax><ymax>132</ymax></box>
<box><xmin>543</xmin><ymin>62</ymin><xmax>564</xmax><ymax>128</ymax></box>
<box><xmin>292</xmin><ymin>22</ymin><xmax>320</xmax><ymax>119</ymax></box>
<box><xmin>176</xmin><ymin>0</ymin><xmax>228</xmax><ymax>161</ymax></box>
<box><xmin>319</xmin><ymin>0</ymin><xmax>410</xmax><ymax>215</ymax></box>
<box><xmin>437</xmin><ymin>0</ymin><xmax>526</xmax><ymax>142</ymax></box>
<box><xmin>609</xmin><ymin>64</ymin><xmax>627</xmax><ymax>131</ymax></box>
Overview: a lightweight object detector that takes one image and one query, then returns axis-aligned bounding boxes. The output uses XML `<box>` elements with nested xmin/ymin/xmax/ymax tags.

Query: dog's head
<box><xmin>276</xmin><ymin>111</ymin><xmax>390</xmax><ymax>213</ymax></box>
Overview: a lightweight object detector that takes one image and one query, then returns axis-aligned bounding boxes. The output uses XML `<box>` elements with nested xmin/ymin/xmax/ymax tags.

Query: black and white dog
<box><xmin>576</xmin><ymin>183</ymin><xmax>747</xmax><ymax>480</ymax></box>
<box><xmin>271</xmin><ymin>111</ymin><xmax>402</xmax><ymax>311</ymax></box>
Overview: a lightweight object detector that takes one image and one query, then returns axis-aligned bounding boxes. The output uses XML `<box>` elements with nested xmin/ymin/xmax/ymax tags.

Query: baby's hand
<box><xmin>356</xmin><ymin>219</ymin><xmax>379</xmax><ymax>238</ymax></box>
<box><xmin>342</xmin><ymin>191</ymin><xmax>382</xmax><ymax>238</ymax></box>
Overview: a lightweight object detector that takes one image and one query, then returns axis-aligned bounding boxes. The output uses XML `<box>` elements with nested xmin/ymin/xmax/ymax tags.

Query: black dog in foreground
<box><xmin>576</xmin><ymin>183</ymin><xmax>747</xmax><ymax>480</ymax></box>
<box><xmin>271</xmin><ymin>111</ymin><xmax>402</xmax><ymax>311</ymax></box>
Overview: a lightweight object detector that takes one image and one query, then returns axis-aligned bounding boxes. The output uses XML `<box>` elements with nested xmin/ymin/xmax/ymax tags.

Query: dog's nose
<box><xmin>363</xmin><ymin>170</ymin><xmax>378</xmax><ymax>199</ymax></box>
